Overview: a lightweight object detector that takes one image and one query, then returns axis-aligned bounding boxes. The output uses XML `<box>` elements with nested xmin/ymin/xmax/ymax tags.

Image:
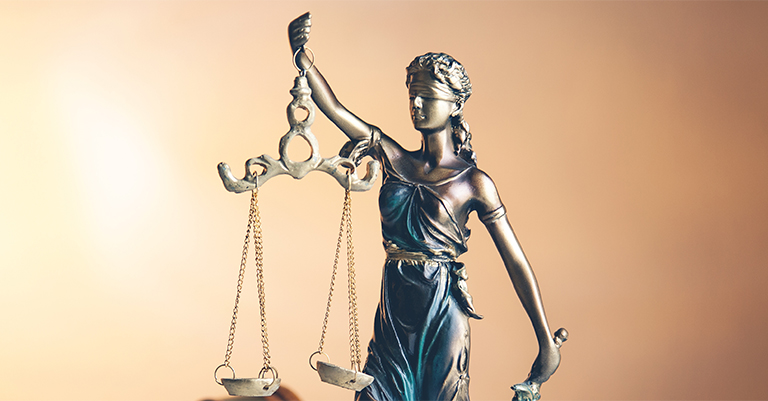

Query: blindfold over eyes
<box><xmin>408</xmin><ymin>82</ymin><xmax>458</xmax><ymax>102</ymax></box>
<box><xmin>407</xmin><ymin>71</ymin><xmax>459</xmax><ymax>102</ymax></box>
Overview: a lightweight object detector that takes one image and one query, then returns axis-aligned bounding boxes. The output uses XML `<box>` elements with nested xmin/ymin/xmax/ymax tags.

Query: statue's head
<box><xmin>406</xmin><ymin>53</ymin><xmax>476</xmax><ymax>165</ymax></box>
<box><xmin>406</xmin><ymin>53</ymin><xmax>472</xmax><ymax>105</ymax></box>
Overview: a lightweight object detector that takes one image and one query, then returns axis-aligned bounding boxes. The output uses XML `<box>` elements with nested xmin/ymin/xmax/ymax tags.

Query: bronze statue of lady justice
<box><xmin>287</xmin><ymin>13</ymin><xmax>565</xmax><ymax>401</ymax></box>
<box><xmin>216</xmin><ymin>12</ymin><xmax>566</xmax><ymax>401</ymax></box>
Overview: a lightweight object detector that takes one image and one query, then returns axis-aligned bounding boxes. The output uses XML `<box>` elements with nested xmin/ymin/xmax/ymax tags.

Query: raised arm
<box><xmin>289</xmin><ymin>12</ymin><xmax>373</xmax><ymax>141</ymax></box>
<box><xmin>473</xmin><ymin>172</ymin><xmax>561</xmax><ymax>400</ymax></box>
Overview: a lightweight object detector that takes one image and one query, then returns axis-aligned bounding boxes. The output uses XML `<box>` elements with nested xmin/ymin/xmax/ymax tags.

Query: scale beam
<box><xmin>218</xmin><ymin>75</ymin><xmax>380</xmax><ymax>193</ymax></box>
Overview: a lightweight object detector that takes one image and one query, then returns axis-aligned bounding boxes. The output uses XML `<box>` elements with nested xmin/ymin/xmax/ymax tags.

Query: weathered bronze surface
<box><xmin>216</xmin><ymin>11</ymin><xmax>566</xmax><ymax>401</ymax></box>
<box><xmin>287</xmin><ymin>12</ymin><xmax>565</xmax><ymax>401</ymax></box>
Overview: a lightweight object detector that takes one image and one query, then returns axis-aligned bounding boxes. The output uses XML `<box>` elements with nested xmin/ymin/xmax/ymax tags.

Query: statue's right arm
<box><xmin>304</xmin><ymin>62</ymin><xmax>373</xmax><ymax>142</ymax></box>
<box><xmin>290</xmin><ymin>12</ymin><xmax>373</xmax><ymax>142</ymax></box>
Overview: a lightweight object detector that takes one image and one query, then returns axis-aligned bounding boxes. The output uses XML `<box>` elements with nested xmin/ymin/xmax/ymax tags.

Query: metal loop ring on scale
<box><xmin>308</xmin><ymin>350</ymin><xmax>331</xmax><ymax>372</ymax></box>
<box><xmin>259</xmin><ymin>366</ymin><xmax>279</xmax><ymax>382</ymax></box>
<box><xmin>339</xmin><ymin>160</ymin><xmax>355</xmax><ymax>189</ymax></box>
<box><xmin>293</xmin><ymin>46</ymin><xmax>315</xmax><ymax>76</ymax></box>
<box><xmin>214</xmin><ymin>363</ymin><xmax>236</xmax><ymax>386</ymax></box>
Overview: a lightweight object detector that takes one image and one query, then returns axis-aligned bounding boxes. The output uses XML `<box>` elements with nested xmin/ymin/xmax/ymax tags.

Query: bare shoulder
<box><xmin>466</xmin><ymin>167</ymin><xmax>504</xmax><ymax>214</ymax></box>
<box><xmin>377</xmin><ymin>130</ymin><xmax>409</xmax><ymax>160</ymax></box>
<box><xmin>468</xmin><ymin>167</ymin><xmax>501</xmax><ymax>200</ymax></box>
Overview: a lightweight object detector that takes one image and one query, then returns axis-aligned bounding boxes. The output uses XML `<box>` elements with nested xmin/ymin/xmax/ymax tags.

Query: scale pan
<box><xmin>221</xmin><ymin>377</ymin><xmax>281</xmax><ymax>397</ymax></box>
<box><xmin>317</xmin><ymin>361</ymin><xmax>374</xmax><ymax>391</ymax></box>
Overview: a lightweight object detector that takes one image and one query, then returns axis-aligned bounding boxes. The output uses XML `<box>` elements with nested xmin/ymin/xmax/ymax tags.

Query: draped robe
<box><xmin>355</xmin><ymin>135</ymin><xmax>493</xmax><ymax>401</ymax></box>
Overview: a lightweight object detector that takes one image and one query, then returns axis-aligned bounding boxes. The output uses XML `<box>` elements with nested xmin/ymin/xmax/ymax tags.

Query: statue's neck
<box><xmin>420</xmin><ymin>129</ymin><xmax>457</xmax><ymax>174</ymax></box>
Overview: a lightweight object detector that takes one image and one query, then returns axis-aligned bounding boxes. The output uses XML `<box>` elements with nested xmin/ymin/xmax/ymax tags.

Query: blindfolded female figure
<box><xmin>290</xmin><ymin>13</ymin><xmax>561</xmax><ymax>401</ymax></box>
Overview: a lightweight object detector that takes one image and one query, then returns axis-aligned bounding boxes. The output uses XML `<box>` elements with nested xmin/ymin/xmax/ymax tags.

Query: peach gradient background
<box><xmin>2</xmin><ymin>1</ymin><xmax>768</xmax><ymax>400</ymax></box>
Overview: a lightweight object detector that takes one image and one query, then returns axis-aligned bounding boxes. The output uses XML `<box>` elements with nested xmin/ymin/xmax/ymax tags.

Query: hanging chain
<box><xmin>252</xmin><ymin>189</ymin><xmax>272</xmax><ymax>372</ymax></box>
<box><xmin>345</xmin><ymin>188</ymin><xmax>363</xmax><ymax>371</ymax></box>
<box><xmin>316</xmin><ymin>189</ymin><xmax>348</xmax><ymax>354</ymax></box>
<box><xmin>314</xmin><ymin>186</ymin><xmax>363</xmax><ymax>371</ymax></box>
<box><xmin>219</xmin><ymin>189</ymin><xmax>272</xmax><ymax>377</ymax></box>
<box><xmin>222</xmin><ymin>190</ymin><xmax>258</xmax><ymax>368</ymax></box>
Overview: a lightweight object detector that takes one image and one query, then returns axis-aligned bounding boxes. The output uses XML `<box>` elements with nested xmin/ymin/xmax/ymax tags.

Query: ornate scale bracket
<box><xmin>218</xmin><ymin>74</ymin><xmax>380</xmax><ymax>193</ymax></box>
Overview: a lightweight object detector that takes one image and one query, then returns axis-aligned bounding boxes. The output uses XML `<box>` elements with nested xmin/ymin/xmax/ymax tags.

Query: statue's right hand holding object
<box><xmin>289</xmin><ymin>12</ymin><xmax>312</xmax><ymax>70</ymax></box>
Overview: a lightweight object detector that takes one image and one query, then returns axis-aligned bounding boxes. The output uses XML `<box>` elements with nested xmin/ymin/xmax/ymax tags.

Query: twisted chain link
<box><xmin>345</xmin><ymin>189</ymin><xmax>363</xmax><ymax>371</ymax></box>
<box><xmin>252</xmin><ymin>190</ymin><xmax>272</xmax><ymax>370</ymax></box>
<box><xmin>315</xmin><ymin>187</ymin><xmax>363</xmax><ymax>371</ymax></box>
<box><xmin>316</xmin><ymin>188</ymin><xmax>348</xmax><ymax>353</ymax></box>
<box><xmin>222</xmin><ymin>190</ymin><xmax>258</xmax><ymax>367</ymax></box>
<box><xmin>220</xmin><ymin>190</ymin><xmax>272</xmax><ymax>371</ymax></box>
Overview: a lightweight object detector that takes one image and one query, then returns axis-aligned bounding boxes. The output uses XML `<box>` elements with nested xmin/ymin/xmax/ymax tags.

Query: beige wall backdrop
<box><xmin>2</xmin><ymin>1</ymin><xmax>768</xmax><ymax>400</ymax></box>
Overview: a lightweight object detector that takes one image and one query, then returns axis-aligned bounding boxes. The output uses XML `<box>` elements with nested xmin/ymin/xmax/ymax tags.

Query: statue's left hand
<box><xmin>528</xmin><ymin>341</ymin><xmax>561</xmax><ymax>384</ymax></box>
<box><xmin>512</xmin><ymin>381</ymin><xmax>541</xmax><ymax>401</ymax></box>
<box><xmin>513</xmin><ymin>330</ymin><xmax>565</xmax><ymax>401</ymax></box>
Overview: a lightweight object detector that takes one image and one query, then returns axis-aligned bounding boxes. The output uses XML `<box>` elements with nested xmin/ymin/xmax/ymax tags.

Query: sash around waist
<box><xmin>385</xmin><ymin>248</ymin><xmax>456</xmax><ymax>263</ymax></box>
<box><xmin>383</xmin><ymin>244</ymin><xmax>482</xmax><ymax>320</ymax></box>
